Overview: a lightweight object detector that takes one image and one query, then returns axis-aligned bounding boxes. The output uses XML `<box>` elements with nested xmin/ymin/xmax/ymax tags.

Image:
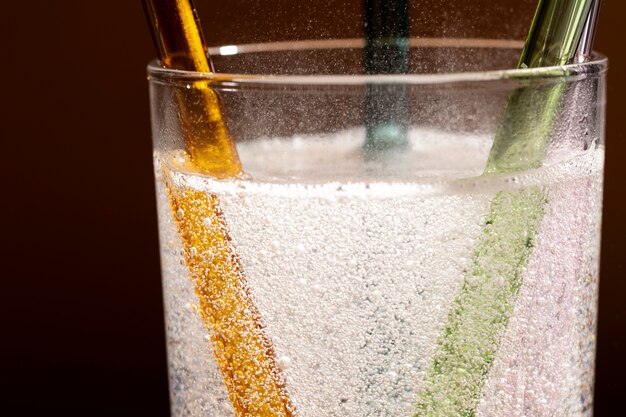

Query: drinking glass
<box><xmin>148</xmin><ymin>38</ymin><xmax>606</xmax><ymax>417</ymax></box>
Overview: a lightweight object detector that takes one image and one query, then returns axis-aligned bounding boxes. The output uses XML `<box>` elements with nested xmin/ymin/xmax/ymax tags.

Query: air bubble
<box><xmin>384</xmin><ymin>370</ymin><xmax>398</xmax><ymax>379</ymax></box>
<box><xmin>277</xmin><ymin>355</ymin><xmax>292</xmax><ymax>370</ymax></box>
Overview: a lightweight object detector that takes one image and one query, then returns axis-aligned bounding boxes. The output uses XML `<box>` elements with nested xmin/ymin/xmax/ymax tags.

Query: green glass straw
<box><xmin>487</xmin><ymin>0</ymin><xmax>597</xmax><ymax>174</ymax></box>
<box><xmin>414</xmin><ymin>1</ymin><xmax>599</xmax><ymax>416</ymax></box>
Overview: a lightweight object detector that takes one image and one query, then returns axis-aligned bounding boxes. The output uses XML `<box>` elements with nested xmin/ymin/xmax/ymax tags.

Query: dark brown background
<box><xmin>1</xmin><ymin>1</ymin><xmax>623</xmax><ymax>415</ymax></box>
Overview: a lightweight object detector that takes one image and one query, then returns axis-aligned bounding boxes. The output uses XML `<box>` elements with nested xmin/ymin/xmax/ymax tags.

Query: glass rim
<box><xmin>147</xmin><ymin>37</ymin><xmax>608</xmax><ymax>86</ymax></box>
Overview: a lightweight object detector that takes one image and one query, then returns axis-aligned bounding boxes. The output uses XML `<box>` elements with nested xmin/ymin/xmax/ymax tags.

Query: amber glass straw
<box><xmin>143</xmin><ymin>1</ymin><xmax>295</xmax><ymax>416</ymax></box>
<box><xmin>143</xmin><ymin>0</ymin><xmax>241</xmax><ymax>178</ymax></box>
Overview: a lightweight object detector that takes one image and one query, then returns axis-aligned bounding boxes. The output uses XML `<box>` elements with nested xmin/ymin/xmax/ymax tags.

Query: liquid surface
<box><xmin>155</xmin><ymin>129</ymin><xmax>603</xmax><ymax>417</ymax></box>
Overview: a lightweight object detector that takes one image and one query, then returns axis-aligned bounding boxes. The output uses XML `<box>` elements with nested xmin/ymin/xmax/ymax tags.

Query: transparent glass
<box><xmin>148</xmin><ymin>39</ymin><xmax>606</xmax><ymax>417</ymax></box>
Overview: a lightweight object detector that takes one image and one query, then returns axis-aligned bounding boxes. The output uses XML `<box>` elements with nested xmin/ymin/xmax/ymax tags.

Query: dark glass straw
<box><xmin>363</xmin><ymin>0</ymin><xmax>410</xmax><ymax>155</ymax></box>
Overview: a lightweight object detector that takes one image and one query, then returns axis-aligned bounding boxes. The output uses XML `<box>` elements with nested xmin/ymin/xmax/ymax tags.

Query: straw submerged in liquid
<box><xmin>414</xmin><ymin>1</ymin><xmax>599</xmax><ymax>415</ymax></box>
<box><xmin>165</xmin><ymin>175</ymin><xmax>294</xmax><ymax>416</ymax></box>
<box><xmin>143</xmin><ymin>1</ymin><xmax>295</xmax><ymax>415</ymax></box>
